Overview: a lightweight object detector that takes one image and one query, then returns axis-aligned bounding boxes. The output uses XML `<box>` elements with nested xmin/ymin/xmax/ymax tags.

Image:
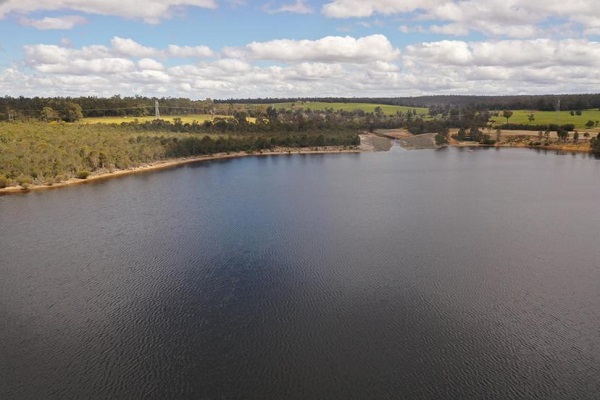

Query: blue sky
<box><xmin>0</xmin><ymin>0</ymin><xmax>599</xmax><ymax>99</ymax></box>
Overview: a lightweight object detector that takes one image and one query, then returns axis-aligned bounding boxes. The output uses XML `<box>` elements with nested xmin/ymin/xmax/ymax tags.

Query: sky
<box><xmin>0</xmin><ymin>0</ymin><xmax>599</xmax><ymax>99</ymax></box>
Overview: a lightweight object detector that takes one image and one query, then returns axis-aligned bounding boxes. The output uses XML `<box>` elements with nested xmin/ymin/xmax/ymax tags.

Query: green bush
<box><xmin>0</xmin><ymin>176</ymin><xmax>9</xmax><ymax>188</ymax></box>
<box><xmin>435</xmin><ymin>133</ymin><xmax>448</xmax><ymax>145</ymax></box>
<box><xmin>76</xmin><ymin>170</ymin><xmax>91</xmax><ymax>179</ymax></box>
<box><xmin>17</xmin><ymin>176</ymin><xmax>32</xmax><ymax>189</ymax></box>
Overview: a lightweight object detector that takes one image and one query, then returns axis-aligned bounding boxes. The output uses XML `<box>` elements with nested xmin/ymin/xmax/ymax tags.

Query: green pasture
<box><xmin>260</xmin><ymin>102</ymin><xmax>429</xmax><ymax>116</ymax></box>
<box><xmin>81</xmin><ymin>114</ymin><xmax>230</xmax><ymax>125</ymax></box>
<box><xmin>490</xmin><ymin>109</ymin><xmax>600</xmax><ymax>130</ymax></box>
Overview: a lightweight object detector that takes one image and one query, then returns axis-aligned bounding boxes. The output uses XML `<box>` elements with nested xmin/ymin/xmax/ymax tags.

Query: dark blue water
<box><xmin>1</xmin><ymin>147</ymin><xmax>599</xmax><ymax>399</ymax></box>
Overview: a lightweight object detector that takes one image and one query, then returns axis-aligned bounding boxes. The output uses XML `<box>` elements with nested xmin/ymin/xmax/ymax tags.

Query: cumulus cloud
<box><xmin>322</xmin><ymin>0</ymin><xmax>600</xmax><ymax>38</ymax></box>
<box><xmin>167</xmin><ymin>44</ymin><xmax>214</xmax><ymax>58</ymax></box>
<box><xmin>224</xmin><ymin>34</ymin><xmax>400</xmax><ymax>63</ymax></box>
<box><xmin>36</xmin><ymin>58</ymin><xmax>135</xmax><ymax>75</ymax></box>
<box><xmin>138</xmin><ymin>58</ymin><xmax>165</xmax><ymax>71</ymax></box>
<box><xmin>111</xmin><ymin>37</ymin><xmax>159</xmax><ymax>58</ymax></box>
<box><xmin>0</xmin><ymin>0</ymin><xmax>217</xmax><ymax>23</ymax></box>
<box><xmin>405</xmin><ymin>39</ymin><xmax>600</xmax><ymax>68</ymax></box>
<box><xmin>19</xmin><ymin>15</ymin><xmax>87</xmax><ymax>30</ymax></box>
<box><xmin>9</xmin><ymin>36</ymin><xmax>600</xmax><ymax>98</ymax></box>
<box><xmin>268</xmin><ymin>0</ymin><xmax>313</xmax><ymax>14</ymax></box>
<box><xmin>24</xmin><ymin>36</ymin><xmax>215</xmax><ymax>76</ymax></box>
<box><xmin>322</xmin><ymin>0</ymin><xmax>433</xmax><ymax>18</ymax></box>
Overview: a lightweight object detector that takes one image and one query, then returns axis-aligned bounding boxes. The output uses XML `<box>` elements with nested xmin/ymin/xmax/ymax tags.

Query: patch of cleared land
<box><xmin>374</xmin><ymin>129</ymin><xmax>414</xmax><ymax>140</ymax></box>
<box><xmin>359</xmin><ymin>133</ymin><xmax>392</xmax><ymax>151</ymax></box>
<box><xmin>374</xmin><ymin>129</ymin><xmax>439</xmax><ymax>150</ymax></box>
<box><xmin>396</xmin><ymin>133</ymin><xmax>439</xmax><ymax>150</ymax></box>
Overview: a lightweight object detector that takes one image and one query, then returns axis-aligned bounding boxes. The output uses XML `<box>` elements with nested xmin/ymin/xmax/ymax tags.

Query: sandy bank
<box><xmin>359</xmin><ymin>133</ymin><xmax>393</xmax><ymax>151</ymax></box>
<box><xmin>397</xmin><ymin>133</ymin><xmax>440</xmax><ymax>150</ymax></box>
<box><xmin>0</xmin><ymin>146</ymin><xmax>361</xmax><ymax>195</ymax></box>
<box><xmin>447</xmin><ymin>128</ymin><xmax>595</xmax><ymax>153</ymax></box>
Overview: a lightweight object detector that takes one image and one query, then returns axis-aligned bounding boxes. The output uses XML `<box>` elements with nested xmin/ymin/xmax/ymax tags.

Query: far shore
<box><xmin>0</xmin><ymin>146</ymin><xmax>362</xmax><ymax>195</ymax></box>
<box><xmin>376</xmin><ymin>128</ymin><xmax>597</xmax><ymax>153</ymax></box>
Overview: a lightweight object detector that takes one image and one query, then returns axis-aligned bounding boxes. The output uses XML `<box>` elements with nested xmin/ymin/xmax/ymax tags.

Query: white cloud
<box><xmin>19</xmin><ymin>15</ymin><xmax>87</xmax><ymax>30</ymax></box>
<box><xmin>225</xmin><ymin>34</ymin><xmax>400</xmax><ymax>63</ymax></box>
<box><xmin>138</xmin><ymin>58</ymin><xmax>164</xmax><ymax>70</ymax></box>
<box><xmin>0</xmin><ymin>0</ymin><xmax>217</xmax><ymax>23</ymax></box>
<box><xmin>271</xmin><ymin>0</ymin><xmax>313</xmax><ymax>14</ymax></box>
<box><xmin>322</xmin><ymin>0</ymin><xmax>600</xmax><ymax>38</ymax></box>
<box><xmin>9</xmin><ymin>36</ymin><xmax>600</xmax><ymax>98</ymax></box>
<box><xmin>23</xmin><ymin>37</ymin><xmax>214</xmax><ymax>76</ymax></box>
<box><xmin>36</xmin><ymin>58</ymin><xmax>135</xmax><ymax>75</ymax></box>
<box><xmin>405</xmin><ymin>39</ymin><xmax>600</xmax><ymax>68</ymax></box>
<box><xmin>322</xmin><ymin>0</ymin><xmax>434</xmax><ymax>18</ymax></box>
<box><xmin>111</xmin><ymin>37</ymin><xmax>159</xmax><ymax>58</ymax></box>
<box><xmin>212</xmin><ymin>58</ymin><xmax>252</xmax><ymax>73</ymax></box>
<box><xmin>167</xmin><ymin>44</ymin><xmax>214</xmax><ymax>58</ymax></box>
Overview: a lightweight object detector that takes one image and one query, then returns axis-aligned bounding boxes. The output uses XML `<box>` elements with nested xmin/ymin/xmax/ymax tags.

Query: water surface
<box><xmin>1</xmin><ymin>147</ymin><xmax>599</xmax><ymax>399</ymax></box>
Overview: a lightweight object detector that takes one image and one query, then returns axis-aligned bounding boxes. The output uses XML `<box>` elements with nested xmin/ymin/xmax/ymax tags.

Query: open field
<box><xmin>260</xmin><ymin>102</ymin><xmax>429</xmax><ymax>116</ymax></box>
<box><xmin>81</xmin><ymin>114</ymin><xmax>230</xmax><ymax>124</ymax></box>
<box><xmin>490</xmin><ymin>109</ymin><xmax>600</xmax><ymax>129</ymax></box>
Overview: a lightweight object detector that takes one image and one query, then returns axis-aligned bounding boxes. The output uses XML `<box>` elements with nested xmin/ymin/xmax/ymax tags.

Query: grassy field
<box><xmin>490</xmin><ymin>109</ymin><xmax>600</xmax><ymax>130</ymax></box>
<box><xmin>80</xmin><ymin>107</ymin><xmax>600</xmax><ymax>130</ymax></box>
<box><xmin>260</xmin><ymin>101</ymin><xmax>429</xmax><ymax>116</ymax></box>
<box><xmin>81</xmin><ymin>114</ymin><xmax>229</xmax><ymax>124</ymax></box>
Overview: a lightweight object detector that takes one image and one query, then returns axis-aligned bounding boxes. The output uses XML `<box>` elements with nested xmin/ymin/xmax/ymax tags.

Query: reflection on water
<box><xmin>1</xmin><ymin>148</ymin><xmax>599</xmax><ymax>399</ymax></box>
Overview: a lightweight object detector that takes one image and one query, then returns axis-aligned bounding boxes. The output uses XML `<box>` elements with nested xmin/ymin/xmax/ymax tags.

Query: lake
<box><xmin>1</xmin><ymin>146</ymin><xmax>599</xmax><ymax>399</ymax></box>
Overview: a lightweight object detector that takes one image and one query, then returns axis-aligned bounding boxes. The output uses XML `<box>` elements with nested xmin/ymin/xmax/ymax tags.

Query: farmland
<box><xmin>258</xmin><ymin>101</ymin><xmax>429</xmax><ymax>116</ymax></box>
<box><xmin>81</xmin><ymin>114</ymin><xmax>228</xmax><ymax>125</ymax></box>
<box><xmin>490</xmin><ymin>109</ymin><xmax>600</xmax><ymax>130</ymax></box>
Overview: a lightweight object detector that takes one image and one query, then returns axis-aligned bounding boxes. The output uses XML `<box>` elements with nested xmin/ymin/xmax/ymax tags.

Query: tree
<box><xmin>62</xmin><ymin>102</ymin><xmax>83</xmax><ymax>122</ymax></box>
<box><xmin>527</xmin><ymin>113</ymin><xmax>535</xmax><ymax>122</ymax></box>
<box><xmin>266</xmin><ymin>106</ymin><xmax>278</xmax><ymax>123</ymax></box>
<box><xmin>40</xmin><ymin>107</ymin><xmax>60</xmax><ymax>122</ymax></box>
<box><xmin>502</xmin><ymin>110</ymin><xmax>513</xmax><ymax>124</ymax></box>
<box><xmin>233</xmin><ymin>111</ymin><xmax>248</xmax><ymax>125</ymax></box>
<box><xmin>591</xmin><ymin>133</ymin><xmax>600</xmax><ymax>156</ymax></box>
<box><xmin>557</xmin><ymin>128</ymin><xmax>569</xmax><ymax>142</ymax></box>
<box><xmin>544</xmin><ymin>130</ymin><xmax>551</xmax><ymax>142</ymax></box>
<box><xmin>573</xmin><ymin>131</ymin><xmax>579</xmax><ymax>143</ymax></box>
<box><xmin>585</xmin><ymin>120</ymin><xmax>595</xmax><ymax>129</ymax></box>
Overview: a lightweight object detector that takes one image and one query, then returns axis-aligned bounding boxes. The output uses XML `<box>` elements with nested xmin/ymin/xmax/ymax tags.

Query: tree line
<box><xmin>220</xmin><ymin>94</ymin><xmax>600</xmax><ymax>112</ymax></box>
<box><xmin>3</xmin><ymin>94</ymin><xmax>600</xmax><ymax>122</ymax></box>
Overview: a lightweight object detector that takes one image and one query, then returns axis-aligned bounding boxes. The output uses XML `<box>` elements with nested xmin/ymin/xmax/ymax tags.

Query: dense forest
<box><xmin>0</xmin><ymin>120</ymin><xmax>360</xmax><ymax>189</ymax></box>
<box><xmin>0</xmin><ymin>96</ymin><xmax>213</xmax><ymax>120</ymax></box>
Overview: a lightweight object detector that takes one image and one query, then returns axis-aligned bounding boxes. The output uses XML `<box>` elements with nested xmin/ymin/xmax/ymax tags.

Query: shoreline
<box><xmin>2</xmin><ymin>135</ymin><xmax>594</xmax><ymax>195</ymax></box>
<box><xmin>0</xmin><ymin>146</ymin><xmax>361</xmax><ymax>195</ymax></box>
<box><xmin>447</xmin><ymin>141</ymin><xmax>594</xmax><ymax>153</ymax></box>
